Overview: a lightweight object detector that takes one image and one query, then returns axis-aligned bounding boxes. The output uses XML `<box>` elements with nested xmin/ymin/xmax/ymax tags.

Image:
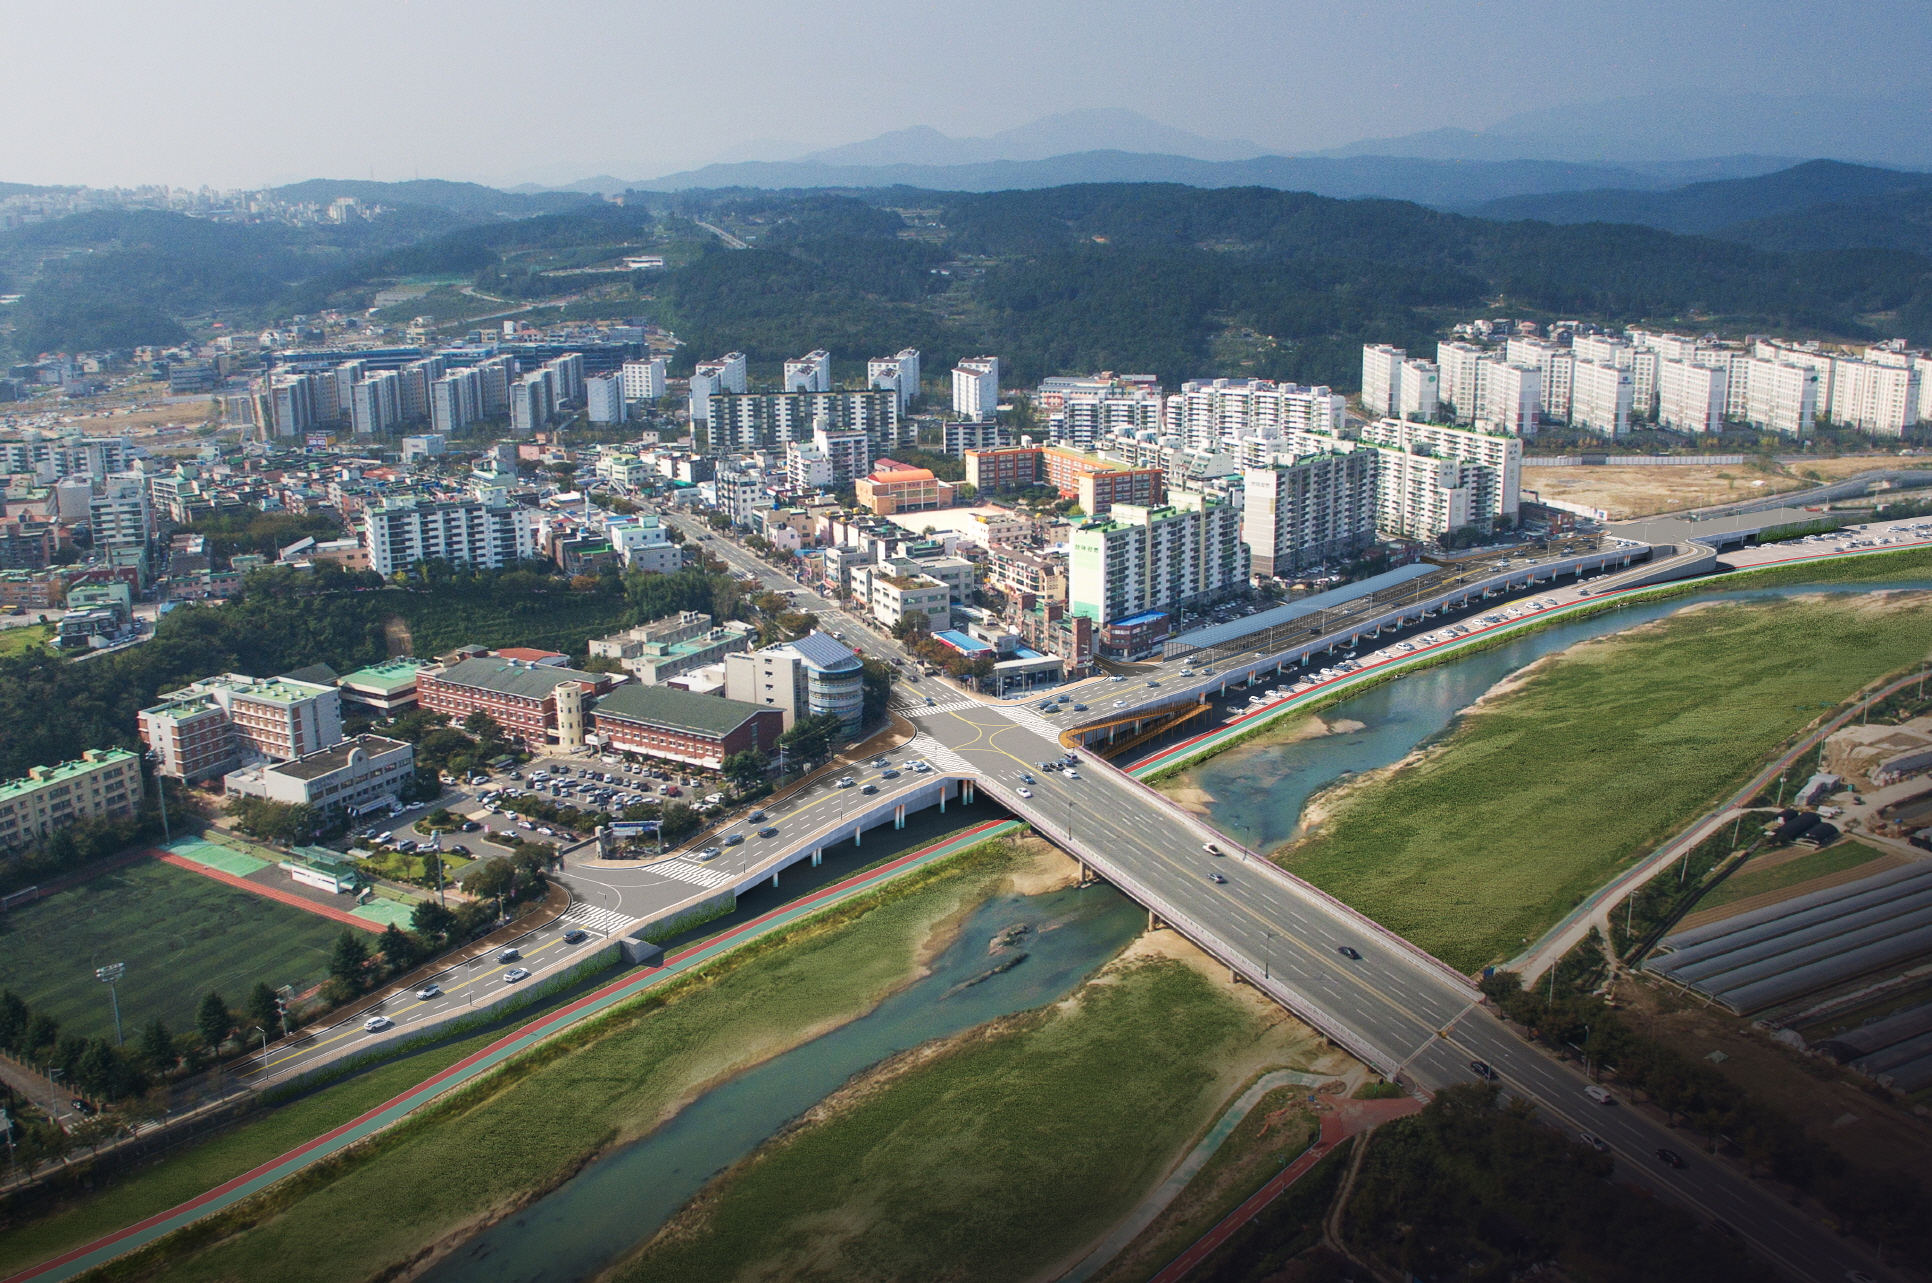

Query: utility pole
<box><xmin>95</xmin><ymin>963</ymin><xmax>126</xmax><ymax>1045</ymax></box>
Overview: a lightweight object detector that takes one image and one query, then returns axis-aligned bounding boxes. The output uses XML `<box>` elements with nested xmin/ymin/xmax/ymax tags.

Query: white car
<box><xmin>364</xmin><ymin>1015</ymin><xmax>393</xmax><ymax>1032</ymax></box>
<box><xmin>1017</xmin><ymin>788</ymin><xmax>1033</xmax><ymax>798</ymax></box>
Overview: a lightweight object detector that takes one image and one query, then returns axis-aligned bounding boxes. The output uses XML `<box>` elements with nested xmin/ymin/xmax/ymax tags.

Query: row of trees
<box><xmin>0</xmin><ymin>806</ymin><xmax>172</xmax><ymax>900</ymax></box>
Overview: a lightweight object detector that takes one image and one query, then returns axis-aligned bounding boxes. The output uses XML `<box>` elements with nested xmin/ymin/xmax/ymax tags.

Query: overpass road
<box><xmin>905</xmin><ymin>693</ymin><xmax>1900</xmax><ymax>1283</ymax></box>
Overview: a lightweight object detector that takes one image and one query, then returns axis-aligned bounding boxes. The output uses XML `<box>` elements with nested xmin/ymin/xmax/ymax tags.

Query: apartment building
<box><xmin>982</xmin><ymin>543</ymin><xmax>1068</xmax><ymax>600</ymax></box>
<box><xmin>1068</xmin><ymin>494</ymin><xmax>1247</xmax><ymax>637</ymax></box>
<box><xmin>1362</xmin><ymin>447</ymin><xmax>1472</xmax><ymax>540</ymax></box>
<box><xmin>1657</xmin><ymin>359</ymin><xmax>1727</xmax><ymax>433</ymax></box>
<box><xmin>1242</xmin><ymin>448</ymin><xmax>1377</xmax><ymax>579</ymax></box>
<box><xmin>223</xmin><ymin>734</ymin><xmax>414</xmax><ymax>817</ymax></box>
<box><xmin>1037</xmin><ymin>374</ymin><xmax>1164</xmax><ymax>448</ymax></box>
<box><xmin>360</xmin><ymin>494</ymin><xmax>533</xmax><ymax>575</ymax></box>
<box><xmin>952</xmin><ymin>356</ymin><xmax>1000</xmax><ymax>420</ymax></box>
<box><xmin>1569</xmin><ymin>359</ymin><xmax>1634</xmax><ymax>437</ymax></box>
<box><xmin>417</xmin><ymin>656</ymin><xmax>614</xmax><ymax>751</ymax></box>
<box><xmin>705</xmin><ymin>390</ymin><xmax>905</xmax><ymax>455</ymax></box>
<box><xmin>1435</xmin><ymin>341</ymin><xmax>1488</xmax><ymax>422</ymax></box>
<box><xmin>622</xmin><ymin>357</ymin><xmax>667</xmax><ymax>400</ymax></box>
<box><xmin>139</xmin><ymin>673</ymin><xmax>344</xmax><ymax>780</ymax></box>
<box><xmin>89</xmin><ymin>475</ymin><xmax>152</xmax><ymax>549</ymax></box>
<box><xmin>868</xmin><ymin>348</ymin><xmax>922</xmax><ymax>410</ymax></box>
<box><xmin>431</xmin><ymin>368</ymin><xmax>483</xmax><ymax>435</ymax></box>
<box><xmin>0</xmin><ymin>749</ymin><xmax>143</xmax><ymax>851</ymax></box>
<box><xmin>586</xmin><ymin>373</ymin><xmax>626</xmax><ymax>424</ymax></box>
<box><xmin>851</xmin><ymin>563</ymin><xmax>953</xmax><ymax>632</ymax></box>
<box><xmin>1359</xmin><ymin>346</ymin><xmax>1440</xmax><ymax>421</ymax></box>
<box><xmin>723</xmin><ymin>631</ymin><xmax>865</xmax><ymax>734</ymax></box>
<box><xmin>1827</xmin><ymin>357</ymin><xmax>1920</xmax><ymax>435</ymax></box>
<box><xmin>1356</xmin><ymin>418</ymin><xmax>1522</xmax><ymax>530</ymax></box>
<box><xmin>1743</xmin><ymin>359</ymin><xmax>1819</xmax><ymax>436</ymax></box>
<box><xmin>1504</xmin><ymin>337</ymin><xmax>1573</xmax><ymax>423</ymax></box>
<box><xmin>1475</xmin><ymin>359</ymin><xmax>1540</xmax><ymax>436</ymax></box>
<box><xmin>784</xmin><ymin>349</ymin><xmax>833</xmax><ymax>393</ymax></box>
<box><xmin>0</xmin><ymin>432</ymin><xmax>130</xmax><ymax>482</ymax></box>
<box><xmin>1163</xmin><ymin>379</ymin><xmax>1345</xmax><ymax>449</ymax></box>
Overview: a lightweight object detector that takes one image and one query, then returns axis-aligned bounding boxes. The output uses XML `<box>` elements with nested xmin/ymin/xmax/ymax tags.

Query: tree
<box><xmin>328</xmin><ymin>930</ymin><xmax>371</xmax><ymax>992</ymax></box>
<box><xmin>861</xmin><ymin>657</ymin><xmax>896</xmax><ymax>723</ymax></box>
<box><xmin>378</xmin><ymin>923</ymin><xmax>419</xmax><ymax>973</ymax></box>
<box><xmin>246</xmin><ymin>982</ymin><xmax>280</xmax><ymax>1039</ymax></box>
<box><xmin>195</xmin><ymin>991</ymin><xmax>231</xmax><ymax>1050</ymax></box>
<box><xmin>411</xmin><ymin>898</ymin><xmax>458</xmax><ymax>942</ymax></box>
<box><xmin>779</xmin><ymin>711</ymin><xmax>844</xmax><ymax>765</ymax></box>
<box><xmin>722</xmin><ymin>748</ymin><xmax>770</xmax><ymax>790</ymax></box>
<box><xmin>462</xmin><ymin>709</ymin><xmax>505</xmax><ymax>742</ymax></box>
<box><xmin>892</xmin><ymin>608</ymin><xmax>932</xmax><ymax>641</ymax></box>
<box><xmin>138</xmin><ymin>1018</ymin><xmax>175</xmax><ymax>1074</ymax></box>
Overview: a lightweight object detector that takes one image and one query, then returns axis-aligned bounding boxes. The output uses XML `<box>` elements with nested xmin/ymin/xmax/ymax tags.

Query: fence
<box><xmin>1524</xmin><ymin>455</ymin><xmax>1748</xmax><ymax>467</ymax></box>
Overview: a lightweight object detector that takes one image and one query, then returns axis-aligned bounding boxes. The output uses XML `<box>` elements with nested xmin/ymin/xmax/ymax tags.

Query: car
<box><xmin>861</xmin><ymin>783</ymin><xmax>878</xmax><ymax>794</ymax></box>
<box><xmin>724</xmin><ymin>833</ymin><xmax>744</xmax><ymax>846</ymax></box>
<box><xmin>416</xmin><ymin>984</ymin><xmax>442</xmax><ymax>1000</ymax></box>
<box><xmin>364</xmin><ymin>1015</ymin><xmax>393</xmax><ymax>1032</ymax></box>
<box><xmin>1468</xmin><ymin>1059</ymin><xmax>1497</xmax><ymax>1080</ymax></box>
<box><xmin>1207</xmin><ymin>872</ymin><xmax>1227</xmax><ymax>883</ymax></box>
<box><xmin>1066</xmin><ymin>770</ymin><xmax>1080</xmax><ymax>779</ymax></box>
<box><xmin>503</xmin><ymin>968</ymin><xmax>531</xmax><ymax>983</ymax></box>
<box><xmin>460</xmin><ymin>820</ymin><xmax>481</xmax><ymax>831</ymax></box>
<box><xmin>924</xmin><ymin>695</ymin><xmax>936</xmax><ymax>705</ymax></box>
<box><xmin>374</xmin><ymin>831</ymin><xmax>393</xmax><ymax>843</ymax></box>
<box><xmin>698</xmin><ymin>846</ymin><xmax>722</xmax><ymax>859</ymax></box>
<box><xmin>837</xmin><ymin>776</ymin><xmax>855</xmax><ymax>788</ymax></box>
<box><xmin>1203</xmin><ymin>843</ymin><xmax>1223</xmax><ymax>856</ymax></box>
<box><xmin>748</xmin><ymin>809</ymin><xmax>766</xmax><ymax>822</ymax></box>
<box><xmin>448</xmin><ymin>844</ymin><xmax>472</xmax><ymax>856</ymax></box>
<box><xmin>1146</xmin><ymin>679</ymin><xmax>1161</xmax><ymax>687</ymax></box>
<box><xmin>563</xmin><ymin>928</ymin><xmax>588</xmax><ymax>944</ymax></box>
<box><xmin>1578</xmin><ymin>1131</ymin><xmax>1610</xmax><ymax>1153</ymax></box>
<box><xmin>1584</xmin><ymin>1085</ymin><xmax>1614</xmax><ymax>1105</ymax></box>
<box><xmin>1655</xmin><ymin>1148</ymin><xmax>1686</xmax><ymax>1168</ymax></box>
<box><xmin>1072</xmin><ymin>703</ymin><xmax>1088</xmax><ymax>711</ymax></box>
<box><xmin>882</xmin><ymin>769</ymin><xmax>900</xmax><ymax>779</ymax></box>
<box><xmin>69</xmin><ymin>1097</ymin><xmax>95</xmax><ymax>1114</ymax></box>
<box><xmin>1017</xmin><ymin>788</ymin><xmax>1033</xmax><ymax>798</ymax></box>
<box><xmin>758</xmin><ymin>826</ymin><xmax>778</xmax><ymax>838</ymax></box>
<box><xmin>1336</xmin><ymin>945</ymin><xmax>1362</xmax><ymax>960</ymax></box>
<box><xmin>498</xmin><ymin>947</ymin><xmax>521</xmax><ymax>963</ymax></box>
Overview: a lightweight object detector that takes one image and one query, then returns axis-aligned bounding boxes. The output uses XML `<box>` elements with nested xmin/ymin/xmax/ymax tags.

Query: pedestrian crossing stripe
<box><xmin>649</xmin><ymin>859</ymin><xmax>736</xmax><ymax>889</ymax></box>
<box><xmin>907</xmin><ymin>734</ymin><xmax>972</xmax><ymax>775</ymax></box>
<box><xmin>904</xmin><ymin>699</ymin><xmax>978</xmax><ymax>715</ymax></box>
<box><xmin>995</xmin><ymin>706</ymin><xmax>1063</xmax><ymax>741</ymax></box>
<box><xmin>561</xmin><ymin>903</ymin><xmax>635</xmax><ymax>935</ymax></box>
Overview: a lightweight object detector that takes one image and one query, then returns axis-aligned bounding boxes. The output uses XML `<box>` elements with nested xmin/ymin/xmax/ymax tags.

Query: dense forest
<box><xmin>8</xmin><ymin>180</ymin><xmax>1931</xmax><ymax>391</ymax></box>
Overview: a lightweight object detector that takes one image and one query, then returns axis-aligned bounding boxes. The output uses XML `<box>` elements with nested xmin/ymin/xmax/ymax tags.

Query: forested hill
<box><xmin>8</xmin><ymin>182</ymin><xmax>1931</xmax><ymax>392</ymax></box>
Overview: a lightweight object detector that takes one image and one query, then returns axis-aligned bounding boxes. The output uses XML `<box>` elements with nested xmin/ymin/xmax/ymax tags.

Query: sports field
<box><xmin>1274</xmin><ymin>593</ymin><xmax>1932</xmax><ymax>972</ymax></box>
<box><xmin>0</xmin><ymin>858</ymin><xmax>346</xmax><ymax>1040</ymax></box>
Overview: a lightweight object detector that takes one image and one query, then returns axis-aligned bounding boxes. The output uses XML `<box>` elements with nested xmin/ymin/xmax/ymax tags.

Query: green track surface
<box><xmin>161</xmin><ymin>837</ymin><xmax>270</xmax><ymax>878</ymax></box>
<box><xmin>0</xmin><ymin>859</ymin><xmax>345</xmax><ymax>1041</ymax></box>
<box><xmin>1273</xmin><ymin>594</ymin><xmax>1932</xmax><ymax>972</ymax></box>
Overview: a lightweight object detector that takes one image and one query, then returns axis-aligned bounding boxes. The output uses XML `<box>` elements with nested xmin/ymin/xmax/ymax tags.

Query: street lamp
<box><xmin>253</xmin><ymin>1026</ymin><xmax>270</xmax><ymax>1074</ymax></box>
<box><xmin>95</xmin><ymin>963</ymin><xmax>126</xmax><ymax>1045</ymax></box>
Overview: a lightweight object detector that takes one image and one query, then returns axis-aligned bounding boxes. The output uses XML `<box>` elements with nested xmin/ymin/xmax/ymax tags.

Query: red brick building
<box><xmin>417</xmin><ymin>657</ymin><xmax>614</xmax><ymax>751</ymax></box>
<box><xmin>963</xmin><ymin>445</ymin><xmax>1162</xmax><ymax>514</ymax></box>
<box><xmin>590</xmin><ymin>684</ymin><xmax>783</xmax><ymax>770</ymax></box>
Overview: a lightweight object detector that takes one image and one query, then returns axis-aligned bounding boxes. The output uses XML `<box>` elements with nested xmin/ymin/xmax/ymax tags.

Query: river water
<box><xmin>1172</xmin><ymin>578</ymin><xmax>1932</xmax><ymax>856</ymax></box>
<box><xmin>421</xmin><ymin>880</ymin><xmax>1145</xmax><ymax>1283</ymax></box>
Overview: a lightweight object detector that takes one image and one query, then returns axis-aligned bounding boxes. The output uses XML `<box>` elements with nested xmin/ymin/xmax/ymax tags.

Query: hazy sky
<box><xmin>4</xmin><ymin>0</ymin><xmax>1927</xmax><ymax>188</ymax></box>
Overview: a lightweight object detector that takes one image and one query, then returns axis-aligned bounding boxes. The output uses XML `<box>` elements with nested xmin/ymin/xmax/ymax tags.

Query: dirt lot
<box><xmin>1521</xmin><ymin>465</ymin><xmax>1807</xmax><ymax>520</ymax></box>
<box><xmin>1786</xmin><ymin>454</ymin><xmax>1932</xmax><ymax>482</ymax></box>
<box><xmin>1618</xmin><ymin>978</ymin><xmax>1932</xmax><ymax>1189</ymax></box>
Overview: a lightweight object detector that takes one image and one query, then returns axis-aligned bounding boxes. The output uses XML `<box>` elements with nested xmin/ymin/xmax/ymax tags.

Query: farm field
<box><xmin>1692</xmin><ymin>840</ymin><xmax>1895</xmax><ymax>913</ymax></box>
<box><xmin>99</xmin><ymin>837</ymin><xmax>1038</xmax><ymax>1283</ymax></box>
<box><xmin>614</xmin><ymin>937</ymin><xmax>1334</xmax><ymax>1283</ymax></box>
<box><xmin>0</xmin><ymin>858</ymin><xmax>344</xmax><ymax>1041</ymax></box>
<box><xmin>1273</xmin><ymin>592</ymin><xmax>1932</xmax><ymax>972</ymax></box>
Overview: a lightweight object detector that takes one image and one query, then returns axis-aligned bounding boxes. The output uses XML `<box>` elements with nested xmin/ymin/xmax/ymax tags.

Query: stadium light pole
<box><xmin>144</xmin><ymin>752</ymin><xmax>170</xmax><ymax>842</ymax></box>
<box><xmin>95</xmin><ymin>964</ymin><xmax>126</xmax><ymax>1045</ymax></box>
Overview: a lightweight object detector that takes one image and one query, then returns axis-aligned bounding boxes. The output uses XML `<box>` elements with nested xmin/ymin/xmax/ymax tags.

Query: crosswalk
<box><xmin>903</xmin><ymin>698</ymin><xmax>980</xmax><ymax>716</ymax></box>
<box><xmin>996</xmin><ymin>706</ymin><xmax>1065</xmax><ymax>742</ymax></box>
<box><xmin>647</xmin><ymin>858</ymin><xmax>738</xmax><ymax>890</ymax></box>
<box><xmin>561</xmin><ymin>902</ymin><xmax>636</xmax><ymax>935</ymax></box>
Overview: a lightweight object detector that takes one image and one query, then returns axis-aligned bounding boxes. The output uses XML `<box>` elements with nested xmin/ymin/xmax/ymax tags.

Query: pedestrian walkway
<box><xmin>903</xmin><ymin>698</ymin><xmax>979</xmax><ymax>716</ymax></box>
<box><xmin>647</xmin><ymin>858</ymin><xmax>737</xmax><ymax>890</ymax></box>
<box><xmin>996</xmin><ymin>705</ymin><xmax>1064</xmax><ymax>742</ymax></box>
<box><xmin>907</xmin><ymin>734</ymin><xmax>972</xmax><ymax>774</ymax></box>
<box><xmin>560</xmin><ymin>902</ymin><xmax>636</xmax><ymax>936</ymax></box>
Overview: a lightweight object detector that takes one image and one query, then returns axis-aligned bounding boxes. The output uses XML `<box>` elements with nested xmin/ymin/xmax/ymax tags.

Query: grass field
<box><xmin>104</xmin><ymin>838</ymin><xmax>1033</xmax><ymax>1283</ymax></box>
<box><xmin>613</xmin><ymin>951</ymin><xmax>1317</xmax><ymax>1283</ymax></box>
<box><xmin>1694</xmin><ymin>840</ymin><xmax>1895</xmax><ymax>912</ymax></box>
<box><xmin>1090</xmin><ymin>1085</ymin><xmax>1318</xmax><ymax>1283</ymax></box>
<box><xmin>0</xmin><ymin>859</ymin><xmax>346</xmax><ymax>1041</ymax></box>
<box><xmin>1274</xmin><ymin>593</ymin><xmax>1932</xmax><ymax>972</ymax></box>
<box><xmin>0</xmin><ymin>1022</ymin><xmax>518</xmax><ymax>1278</ymax></box>
<box><xmin>0</xmin><ymin>623</ymin><xmax>54</xmax><ymax>659</ymax></box>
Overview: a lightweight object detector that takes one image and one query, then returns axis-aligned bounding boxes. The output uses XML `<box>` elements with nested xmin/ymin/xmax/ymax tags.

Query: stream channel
<box><xmin>1171</xmin><ymin>577</ymin><xmax>1932</xmax><ymax>855</ymax></box>
<box><xmin>422</xmin><ymin>880</ymin><xmax>1146</xmax><ymax>1283</ymax></box>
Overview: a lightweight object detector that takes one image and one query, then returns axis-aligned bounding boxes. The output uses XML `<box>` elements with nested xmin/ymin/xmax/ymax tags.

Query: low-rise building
<box><xmin>723</xmin><ymin>632</ymin><xmax>864</xmax><ymax>735</ymax></box>
<box><xmin>962</xmin><ymin>444</ymin><xmax>1162</xmax><ymax>514</ymax></box>
<box><xmin>590</xmin><ymin>684</ymin><xmax>784</xmax><ymax>769</ymax></box>
<box><xmin>854</xmin><ymin>462</ymin><xmax>955</xmax><ymax>516</ymax></box>
<box><xmin>223</xmin><ymin>734</ymin><xmax>414</xmax><ymax>818</ymax></box>
<box><xmin>0</xmin><ymin>749</ymin><xmax>143</xmax><ymax>851</ymax></box>
<box><xmin>336</xmin><ymin>658</ymin><xmax>430</xmax><ymax>713</ymax></box>
<box><xmin>417</xmin><ymin>656</ymin><xmax>614</xmax><ymax>751</ymax></box>
<box><xmin>852</xmin><ymin>564</ymin><xmax>952</xmax><ymax>632</ymax></box>
<box><xmin>589</xmin><ymin>612</ymin><xmax>758</xmax><ymax>685</ymax></box>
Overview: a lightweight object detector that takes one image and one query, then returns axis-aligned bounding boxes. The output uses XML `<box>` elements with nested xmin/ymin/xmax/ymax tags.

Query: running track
<box><xmin>6</xmin><ymin>819</ymin><xmax>1021</xmax><ymax>1283</ymax></box>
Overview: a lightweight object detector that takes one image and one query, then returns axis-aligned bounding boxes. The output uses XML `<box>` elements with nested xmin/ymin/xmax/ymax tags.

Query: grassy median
<box><xmin>1274</xmin><ymin>592</ymin><xmax>1932</xmax><ymax>973</ymax></box>
<box><xmin>89</xmin><ymin>836</ymin><xmax>1028</xmax><ymax>1283</ymax></box>
<box><xmin>611</xmin><ymin>945</ymin><xmax>1327</xmax><ymax>1283</ymax></box>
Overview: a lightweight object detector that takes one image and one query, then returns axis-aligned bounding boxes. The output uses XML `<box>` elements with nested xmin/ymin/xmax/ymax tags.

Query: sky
<box><xmin>3</xmin><ymin>0</ymin><xmax>1928</xmax><ymax>189</ymax></box>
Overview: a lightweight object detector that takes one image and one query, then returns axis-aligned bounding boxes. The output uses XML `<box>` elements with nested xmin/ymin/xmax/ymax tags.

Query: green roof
<box><xmin>0</xmin><ymin>749</ymin><xmax>138</xmax><ymax>804</ymax></box>
<box><xmin>434</xmin><ymin>657</ymin><xmax>603</xmax><ymax>700</ymax></box>
<box><xmin>593</xmin><ymin>684</ymin><xmax>770</xmax><ymax>738</ymax></box>
<box><xmin>339</xmin><ymin>658</ymin><xmax>429</xmax><ymax>695</ymax></box>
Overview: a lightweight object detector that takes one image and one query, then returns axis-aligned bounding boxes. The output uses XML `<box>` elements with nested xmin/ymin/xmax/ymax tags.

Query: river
<box><xmin>1168</xmin><ymin>578</ymin><xmax>1932</xmax><ymax>855</ymax></box>
<box><xmin>420</xmin><ymin>879</ymin><xmax>1145</xmax><ymax>1283</ymax></box>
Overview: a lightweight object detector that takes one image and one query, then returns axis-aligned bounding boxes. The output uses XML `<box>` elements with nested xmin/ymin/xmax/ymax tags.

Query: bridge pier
<box><xmin>894</xmin><ymin>803</ymin><xmax>905</xmax><ymax>829</ymax></box>
<box><xmin>811</xmin><ymin>848</ymin><xmax>822</xmax><ymax>867</ymax></box>
<box><xmin>1149</xmin><ymin>909</ymin><xmax>1165</xmax><ymax>931</ymax></box>
<box><xmin>771</xmin><ymin>870</ymin><xmax>779</xmax><ymax>888</ymax></box>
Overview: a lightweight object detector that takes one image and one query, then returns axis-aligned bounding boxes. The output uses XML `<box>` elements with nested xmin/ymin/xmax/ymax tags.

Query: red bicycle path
<box><xmin>5</xmin><ymin>818</ymin><xmax>1020</xmax><ymax>1283</ymax></box>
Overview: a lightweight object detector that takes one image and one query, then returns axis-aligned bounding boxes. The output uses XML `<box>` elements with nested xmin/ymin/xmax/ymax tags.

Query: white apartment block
<box><xmin>867</xmin><ymin>348</ymin><xmax>921</xmax><ymax>410</ymax></box>
<box><xmin>1743</xmin><ymin>359</ymin><xmax>1818</xmax><ymax>436</ymax></box>
<box><xmin>90</xmin><ymin>475</ymin><xmax>152</xmax><ymax>548</ymax></box>
<box><xmin>785</xmin><ymin>443</ymin><xmax>835</xmax><ymax>491</ymax></box>
<box><xmin>1242</xmin><ymin>449</ymin><xmax>1377</xmax><ymax>579</ymax></box>
<box><xmin>0</xmin><ymin>433</ymin><xmax>130</xmax><ymax>482</ymax></box>
<box><xmin>1068</xmin><ymin>494</ymin><xmax>1246</xmax><ymax>626</ymax></box>
<box><xmin>431</xmin><ymin>368</ymin><xmax>483</xmax><ymax>435</ymax></box>
<box><xmin>1361</xmin><ymin>344</ymin><xmax>1403</xmax><ymax>417</ymax></box>
<box><xmin>952</xmin><ymin>356</ymin><xmax>1000</xmax><ymax>421</ymax></box>
<box><xmin>1571</xmin><ymin>334</ymin><xmax>1632</xmax><ymax>370</ymax></box>
<box><xmin>1363</xmin><ymin>446</ymin><xmax>1471</xmax><ymax>541</ymax></box>
<box><xmin>1657</xmin><ymin>360</ymin><xmax>1727</xmax><ymax>433</ymax></box>
<box><xmin>1398</xmin><ymin>357</ymin><xmax>1440</xmax><ymax>421</ymax></box>
<box><xmin>586</xmin><ymin>373</ymin><xmax>626</xmax><ymax>424</ymax></box>
<box><xmin>784</xmin><ymin>349</ymin><xmax>833</xmax><ymax>393</ymax></box>
<box><xmin>689</xmin><ymin>351</ymin><xmax>749</xmax><ymax>423</ymax></box>
<box><xmin>1475</xmin><ymin>359</ymin><xmax>1540</xmax><ymax>437</ymax></box>
<box><xmin>1356</xmin><ymin>418</ymin><xmax>1522</xmax><ymax>527</ymax></box>
<box><xmin>1435</xmin><ymin>341</ymin><xmax>1487</xmax><ymax>423</ymax></box>
<box><xmin>350</xmin><ymin>370</ymin><xmax>401</xmax><ymax>436</ymax></box>
<box><xmin>1827</xmin><ymin>358</ymin><xmax>1919</xmax><ymax>435</ymax></box>
<box><xmin>1569</xmin><ymin>360</ymin><xmax>1633</xmax><ymax>437</ymax></box>
<box><xmin>1163</xmin><ymin>379</ymin><xmax>1345</xmax><ymax>450</ymax></box>
<box><xmin>1505</xmin><ymin>337</ymin><xmax>1573</xmax><ymax>422</ymax></box>
<box><xmin>360</xmin><ymin>494</ymin><xmax>533</xmax><ymax>576</ymax></box>
<box><xmin>510</xmin><ymin>371</ymin><xmax>554</xmax><ymax>437</ymax></box>
<box><xmin>622</xmin><ymin>357</ymin><xmax>667</xmax><ymax>400</ymax></box>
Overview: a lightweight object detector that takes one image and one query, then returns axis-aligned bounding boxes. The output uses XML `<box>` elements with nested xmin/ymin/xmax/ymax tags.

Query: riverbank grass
<box><xmin>613</xmin><ymin>942</ymin><xmax>1332</xmax><ymax>1283</ymax></box>
<box><xmin>93</xmin><ymin>836</ymin><xmax>1027</xmax><ymax>1283</ymax></box>
<box><xmin>1274</xmin><ymin>593</ymin><xmax>1932</xmax><ymax>973</ymax></box>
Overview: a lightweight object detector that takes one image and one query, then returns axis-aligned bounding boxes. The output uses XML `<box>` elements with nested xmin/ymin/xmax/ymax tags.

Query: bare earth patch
<box><xmin>1522</xmin><ymin>464</ymin><xmax>1804</xmax><ymax>520</ymax></box>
